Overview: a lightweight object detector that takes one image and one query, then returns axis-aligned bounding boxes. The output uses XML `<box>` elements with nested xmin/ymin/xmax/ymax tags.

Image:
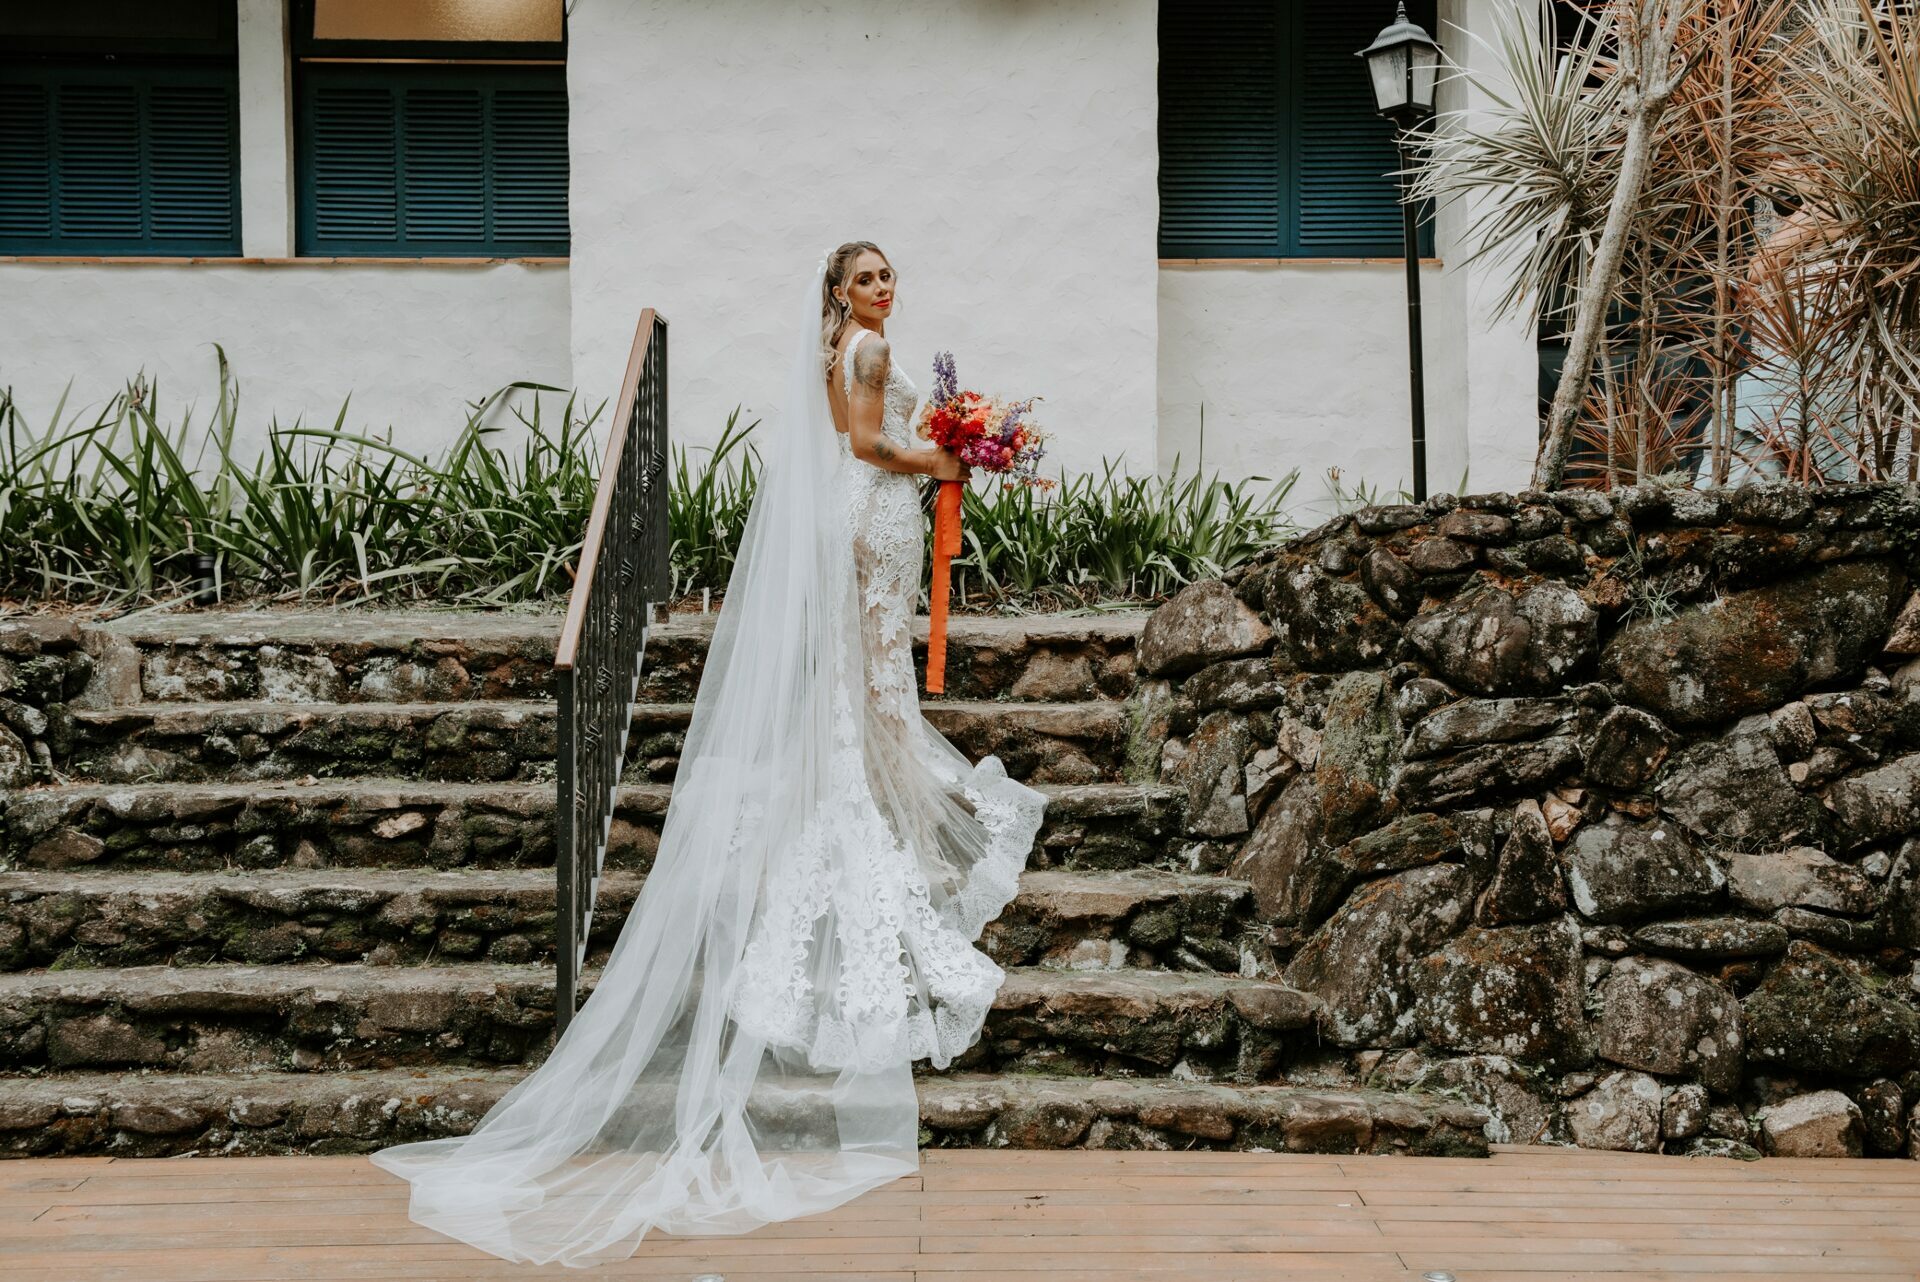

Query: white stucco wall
<box><xmin>1156</xmin><ymin>261</ymin><xmax>1454</xmax><ymax>513</ymax></box>
<box><xmin>237</xmin><ymin>0</ymin><xmax>293</xmax><ymax>258</ymax></box>
<box><xmin>565</xmin><ymin>0</ymin><xmax>1162</xmax><ymax>479</ymax></box>
<box><xmin>1440</xmin><ymin>0</ymin><xmax>1544</xmax><ymax>493</ymax></box>
<box><xmin>0</xmin><ymin>263</ymin><xmax>572</xmax><ymax>459</ymax></box>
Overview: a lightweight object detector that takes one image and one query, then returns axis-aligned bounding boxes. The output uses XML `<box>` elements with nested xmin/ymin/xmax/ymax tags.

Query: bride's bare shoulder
<box><xmin>848</xmin><ymin>331</ymin><xmax>890</xmax><ymax>392</ymax></box>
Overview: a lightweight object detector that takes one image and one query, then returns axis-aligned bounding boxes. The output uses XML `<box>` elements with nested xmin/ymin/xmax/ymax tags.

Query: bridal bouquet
<box><xmin>914</xmin><ymin>351</ymin><xmax>1051</xmax><ymax>489</ymax></box>
<box><xmin>915</xmin><ymin>351</ymin><xmax>1049</xmax><ymax>694</ymax></box>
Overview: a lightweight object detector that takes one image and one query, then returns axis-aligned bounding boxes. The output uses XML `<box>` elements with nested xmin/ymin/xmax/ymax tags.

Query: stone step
<box><xmin>0</xmin><ymin>963</ymin><xmax>1316</xmax><ymax>1080</ymax></box>
<box><xmin>977</xmin><ymin>869</ymin><xmax>1255</xmax><ymax>972</ymax></box>
<box><xmin>0</xmin><ymin>1066</ymin><xmax>1489</xmax><ymax>1158</ymax></box>
<box><xmin>89</xmin><ymin>610</ymin><xmax>1147</xmax><ymax>707</ymax></box>
<box><xmin>0</xmin><ymin>866</ymin><xmax>1256</xmax><ymax>974</ymax></box>
<box><xmin>62</xmin><ymin>698</ymin><xmax>1133</xmax><ymax>786</ymax></box>
<box><xmin>4</xmin><ymin>779</ymin><xmax>1182</xmax><ymax>875</ymax></box>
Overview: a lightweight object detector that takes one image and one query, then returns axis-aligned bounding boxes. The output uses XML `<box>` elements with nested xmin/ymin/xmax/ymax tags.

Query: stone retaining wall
<box><xmin>1139</xmin><ymin>482</ymin><xmax>1920</xmax><ymax>1158</ymax></box>
<box><xmin>0</xmin><ymin>618</ymin><xmax>89</xmax><ymax>791</ymax></box>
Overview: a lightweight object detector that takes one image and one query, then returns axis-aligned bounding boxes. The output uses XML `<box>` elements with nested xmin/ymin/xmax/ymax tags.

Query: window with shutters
<box><xmin>292</xmin><ymin>0</ymin><xmax>568</xmax><ymax>257</ymax></box>
<box><xmin>1158</xmin><ymin>1</ymin><xmax>1435</xmax><ymax>260</ymax></box>
<box><xmin>0</xmin><ymin>2</ymin><xmax>240</xmax><ymax>256</ymax></box>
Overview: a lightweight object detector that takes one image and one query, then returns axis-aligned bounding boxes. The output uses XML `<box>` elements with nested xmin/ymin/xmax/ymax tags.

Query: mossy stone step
<box><xmin>3</xmin><ymin>779</ymin><xmax>1183</xmax><ymax>874</ymax></box>
<box><xmin>0</xmin><ymin>1066</ymin><xmax>1489</xmax><ymax>1158</ymax></box>
<box><xmin>90</xmin><ymin>610</ymin><xmax>1147</xmax><ymax>706</ymax></box>
<box><xmin>0</xmin><ymin>963</ymin><xmax>1316</xmax><ymax>1079</ymax></box>
<box><xmin>0</xmin><ymin>866</ymin><xmax>1256</xmax><ymax>974</ymax></box>
<box><xmin>63</xmin><ymin>698</ymin><xmax>1133</xmax><ymax>786</ymax></box>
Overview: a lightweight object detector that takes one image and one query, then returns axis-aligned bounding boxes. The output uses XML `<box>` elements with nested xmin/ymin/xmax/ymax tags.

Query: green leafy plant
<box><xmin>1611</xmin><ymin>538</ymin><xmax>1691</xmax><ymax>624</ymax></box>
<box><xmin>667</xmin><ymin>407</ymin><xmax>760</xmax><ymax>599</ymax></box>
<box><xmin>2</xmin><ymin>355</ymin><xmax>592</xmax><ymax>606</ymax></box>
<box><xmin>947</xmin><ymin>460</ymin><xmax>1298</xmax><ymax>609</ymax></box>
<box><xmin>2</xmin><ymin>360</ymin><xmax>1301</xmax><ymax>612</ymax></box>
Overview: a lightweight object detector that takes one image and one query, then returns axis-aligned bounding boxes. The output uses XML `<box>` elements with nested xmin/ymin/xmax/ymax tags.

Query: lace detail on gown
<box><xmin>725</xmin><ymin>328</ymin><xmax>1047</xmax><ymax>1073</ymax></box>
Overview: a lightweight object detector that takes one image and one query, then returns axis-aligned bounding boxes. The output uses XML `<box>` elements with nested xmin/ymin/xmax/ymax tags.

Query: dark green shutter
<box><xmin>310</xmin><ymin>83</ymin><xmax>398</xmax><ymax>244</ymax></box>
<box><xmin>149</xmin><ymin>82</ymin><xmax>238</xmax><ymax>242</ymax></box>
<box><xmin>1298</xmin><ymin>6</ymin><xmax>1427</xmax><ymax>256</ymax></box>
<box><xmin>0</xmin><ymin>81</ymin><xmax>56</xmax><ymax>242</ymax></box>
<box><xmin>298</xmin><ymin>63</ymin><xmax>568</xmax><ymax>256</ymax></box>
<box><xmin>1157</xmin><ymin>0</ymin><xmax>1285</xmax><ymax>258</ymax></box>
<box><xmin>54</xmin><ymin>82</ymin><xmax>142</xmax><ymax>240</ymax></box>
<box><xmin>491</xmin><ymin>87</ymin><xmax>568</xmax><ymax>243</ymax></box>
<box><xmin>1159</xmin><ymin>1</ymin><xmax>1433</xmax><ymax>259</ymax></box>
<box><xmin>0</xmin><ymin>63</ymin><xmax>239</xmax><ymax>254</ymax></box>
<box><xmin>403</xmin><ymin>88</ymin><xmax>486</xmax><ymax>242</ymax></box>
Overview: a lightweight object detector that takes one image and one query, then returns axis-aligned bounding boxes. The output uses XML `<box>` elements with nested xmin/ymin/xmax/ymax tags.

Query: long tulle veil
<box><xmin>368</xmin><ymin>251</ymin><xmax>923</xmax><ymax>1266</ymax></box>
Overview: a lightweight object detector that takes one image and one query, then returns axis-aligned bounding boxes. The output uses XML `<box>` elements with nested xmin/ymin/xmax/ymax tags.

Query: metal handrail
<box><xmin>554</xmin><ymin>309</ymin><xmax>669</xmax><ymax>1036</ymax></box>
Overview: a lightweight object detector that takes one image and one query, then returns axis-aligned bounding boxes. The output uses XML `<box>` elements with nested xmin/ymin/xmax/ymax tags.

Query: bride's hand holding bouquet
<box><xmin>924</xmin><ymin>448</ymin><xmax>971</xmax><ymax>483</ymax></box>
<box><xmin>914</xmin><ymin>350</ymin><xmax>1050</xmax><ymax>693</ymax></box>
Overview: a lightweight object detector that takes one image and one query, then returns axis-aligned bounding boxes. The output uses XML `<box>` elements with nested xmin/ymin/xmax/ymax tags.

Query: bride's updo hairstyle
<box><xmin>821</xmin><ymin>240</ymin><xmax>893</xmax><ymax>375</ymax></box>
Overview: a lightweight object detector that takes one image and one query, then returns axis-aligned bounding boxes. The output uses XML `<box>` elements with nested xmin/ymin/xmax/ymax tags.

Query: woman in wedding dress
<box><xmin>366</xmin><ymin>243</ymin><xmax>1047</xmax><ymax>1268</ymax></box>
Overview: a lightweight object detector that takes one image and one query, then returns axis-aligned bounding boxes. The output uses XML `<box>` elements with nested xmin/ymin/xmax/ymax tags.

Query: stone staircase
<box><xmin>0</xmin><ymin>609</ymin><xmax>1487</xmax><ymax>1158</ymax></box>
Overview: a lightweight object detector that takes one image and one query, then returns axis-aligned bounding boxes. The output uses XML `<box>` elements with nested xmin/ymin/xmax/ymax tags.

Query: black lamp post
<box><xmin>1358</xmin><ymin>2</ymin><xmax>1442</xmax><ymax>502</ymax></box>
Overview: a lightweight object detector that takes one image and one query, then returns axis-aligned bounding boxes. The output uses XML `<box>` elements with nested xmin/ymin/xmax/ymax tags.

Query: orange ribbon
<box><xmin>926</xmin><ymin>479</ymin><xmax>963</xmax><ymax>694</ymax></box>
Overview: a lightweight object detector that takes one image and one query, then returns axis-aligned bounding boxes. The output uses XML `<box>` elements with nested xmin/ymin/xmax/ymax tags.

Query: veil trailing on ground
<box><xmin>368</xmin><ymin>252</ymin><xmax>926</xmax><ymax>1266</ymax></box>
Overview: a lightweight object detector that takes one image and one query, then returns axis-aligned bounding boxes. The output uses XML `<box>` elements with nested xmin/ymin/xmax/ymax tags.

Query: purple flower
<box><xmin>930</xmin><ymin>350</ymin><xmax>958</xmax><ymax>405</ymax></box>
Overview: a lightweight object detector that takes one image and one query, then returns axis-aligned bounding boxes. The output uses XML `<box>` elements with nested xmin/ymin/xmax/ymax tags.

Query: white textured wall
<box><xmin>1156</xmin><ymin>263</ymin><xmax>1453</xmax><ymax>514</ymax></box>
<box><xmin>565</xmin><ymin>0</ymin><xmax>1162</xmax><ymax>478</ymax></box>
<box><xmin>1443</xmin><ymin>0</ymin><xmax>1544</xmax><ymax>493</ymax></box>
<box><xmin>0</xmin><ymin>263</ymin><xmax>572</xmax><ymax>459</ymax></box>
<box><xmin>236</xmin><ymin>0</ymin><xmax>293</xmax><ymax>258</ymax></box>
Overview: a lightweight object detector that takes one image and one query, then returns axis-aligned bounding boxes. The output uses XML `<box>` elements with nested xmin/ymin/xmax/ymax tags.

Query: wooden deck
<box><xmin>4</xmin><ymin>1145</ymin><xmax>1918</xmax><ymax>1281</ymax></box>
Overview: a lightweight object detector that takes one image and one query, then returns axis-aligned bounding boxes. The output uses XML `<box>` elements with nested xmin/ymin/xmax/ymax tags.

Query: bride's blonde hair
<box><xmin>822</xmin><ymin>241</ymin><xmax>894</xmax><ymax>376</ymax></box>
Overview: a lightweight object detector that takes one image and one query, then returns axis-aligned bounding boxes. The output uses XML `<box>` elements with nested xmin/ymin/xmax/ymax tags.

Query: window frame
<box><xmin>0</xmin><ymin>0</ymin><xmax>237</xmax><ymax>61</ymax></box>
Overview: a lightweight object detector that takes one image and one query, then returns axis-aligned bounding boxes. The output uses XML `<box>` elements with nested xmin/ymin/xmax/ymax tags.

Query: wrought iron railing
<box><xmin>554</xmin><ymin>309</ymin><xmax>669</xmax><ymax>1035</ymax></box>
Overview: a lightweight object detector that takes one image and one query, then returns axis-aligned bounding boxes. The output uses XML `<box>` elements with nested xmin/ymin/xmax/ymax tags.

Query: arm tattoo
<box><xmin>852</xmin><ymin>338</ymin><xmax>889</xmax><ymax>392</ymax></box>
<box><xmin>872</xmin><ymin>439</ymin><xmax>898</xmax><ymax>462</ymax></box>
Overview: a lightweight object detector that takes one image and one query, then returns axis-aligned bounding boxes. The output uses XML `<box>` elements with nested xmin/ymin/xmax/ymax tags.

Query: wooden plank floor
<box><xmin>5</xmin><ymin>1145</ymin><xmax>1919</xmax><ymax>1281</ymax></box>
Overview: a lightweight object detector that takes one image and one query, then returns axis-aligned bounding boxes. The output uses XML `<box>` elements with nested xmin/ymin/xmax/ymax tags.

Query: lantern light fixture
<box><xmin>1358</xmin><ymin>1</ymin><xmax>1442</xmax><ymax>124</ymax></box>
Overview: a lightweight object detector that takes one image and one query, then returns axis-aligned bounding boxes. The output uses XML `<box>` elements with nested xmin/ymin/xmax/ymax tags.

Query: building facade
<box><xmin>0</xmin><ymin>0</ymin><xmax>1538</xmax><ymax>503</ymax></box>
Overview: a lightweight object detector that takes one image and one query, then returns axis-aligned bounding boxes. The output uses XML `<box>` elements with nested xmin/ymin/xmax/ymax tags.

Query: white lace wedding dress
<box><xmin>726</xmin><ymin>325</ymin><xmax>1047</xmax><ymax>1071</ymax></box>
<box><xmin>368</xmin><ymin>260</ymin><xmax>1047</xmax><ymax>1269</ymax></box>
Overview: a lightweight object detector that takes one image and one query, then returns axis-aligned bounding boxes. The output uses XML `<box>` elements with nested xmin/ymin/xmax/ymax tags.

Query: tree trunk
<box><xmin>1533</xmin><ymin>1</ymin><xmax>1684</xmax><ymax>491</ymax></box>
<box><xmin>1535</xmin><ymin>115</ymin><xmax>1660</xmax><ymax>489</ymax></box>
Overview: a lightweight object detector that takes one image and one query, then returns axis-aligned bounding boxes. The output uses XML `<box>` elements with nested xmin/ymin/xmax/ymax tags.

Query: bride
<box><xmin>367</xmin><ymin>242</ymin><xmax>1049</xmax><ymax>1267</ymax></box>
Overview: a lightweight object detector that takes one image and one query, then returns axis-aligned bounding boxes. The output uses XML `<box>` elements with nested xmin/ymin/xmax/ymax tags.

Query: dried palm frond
<box><xmin>1775</xmin><ymin>0</ymin><xmax>1920</xmax><ymax>476</ymax></box>
<box><xmin>1411</xmin><ymin>0</ymin><xmax>1626</xmax><ymax>332</ymax></box>
<box><xmin>1567</xmin><ymin>341</ymin><xmax>1714</xmax><ymax>485</ymax></box>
